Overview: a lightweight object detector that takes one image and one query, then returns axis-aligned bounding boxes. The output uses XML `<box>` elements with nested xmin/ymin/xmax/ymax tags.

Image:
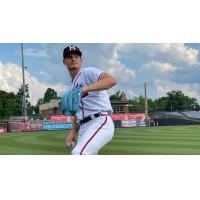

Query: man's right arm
<box><xmin>65</xmin><ymin>116</ymin><xmax>79</xmax><ymax>147</ymax></box>
<box><xmin>82</xmin><ymin>73</ymin><xmax>117</xmax><ymax>94</ymax></box>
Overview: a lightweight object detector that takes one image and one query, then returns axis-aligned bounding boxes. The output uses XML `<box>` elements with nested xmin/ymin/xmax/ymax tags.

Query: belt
<box><xmin>80</xmin><ymin>113</ymin><xmax>102</xmax><ymax>125</ymax></box>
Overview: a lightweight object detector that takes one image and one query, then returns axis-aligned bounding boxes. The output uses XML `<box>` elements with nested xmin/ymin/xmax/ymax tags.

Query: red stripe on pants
<box><xmin>80</xmin><ymin>116</ymin><xmax>108</xmax><ymax>155</ymax></box>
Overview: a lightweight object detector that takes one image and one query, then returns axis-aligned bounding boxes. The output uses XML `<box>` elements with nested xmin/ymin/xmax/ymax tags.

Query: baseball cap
<box><xmin>63</xmin><ymin>45</ymin><xmax>82</xmax><ymax>58</ymax></box>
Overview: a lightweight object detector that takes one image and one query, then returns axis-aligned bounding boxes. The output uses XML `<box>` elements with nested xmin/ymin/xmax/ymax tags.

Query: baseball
<box><xmin>67</xmin><ymin>141</ymin><xmax>76</xmax><ymax>149</ymax></box>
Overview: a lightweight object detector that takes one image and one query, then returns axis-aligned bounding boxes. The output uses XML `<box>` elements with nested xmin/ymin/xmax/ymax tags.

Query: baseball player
<box><xmin>62</xmin><ymin>45</ymin><xmax>117</xmax><ymax>155</ymax></box>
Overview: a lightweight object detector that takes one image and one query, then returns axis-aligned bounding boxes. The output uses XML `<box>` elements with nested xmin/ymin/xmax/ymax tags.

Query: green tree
<box><xmin>5</xmin><ymin>93</ymin><xmax>16</xmax><ymax>116</ymax></box>
<box><xmin>0</xmin><ymin>90</ymin><xmax>7</xmax><ymax>116</ymax></box>
<box><xmin>109</xmin><ymin>89</ymin><xmax>200</xmax><ymax>113</ymax></box>
<box><xmin>147</xmin><ymin>98</ymin><xmax>155</xmax><ymax>113</ymax></box>
<box><xmin>154</xmin><ymin>97</ymin><xmax>168</xmax><ymax>111</ymax></box>
<box><xmin>128</xmin><ymin>96</ymin><xmax>146</xmax><ymax>112</ymax></box>
<box><xmin>0</xmin><ymin>99</ymin><xmax>3</xmax><ymax>116</ymax></box>
<box><xmin>110</xmin><ymin>91</ymin><xmax>122</xmax><ymax>101</ymax></box>
<box><xmin>43</xmin><ymin>88</ymin><xmax>57</xmax><ymax>103</ymax></box>
<box><xmin>154</xmin><ymin>90</ymin><xmax>199</xmax><ymax>112</ymax></box>
<box><xmin>27</xmin><ymin>102</ymin><xmax>35</xmax><ymax>115</ymax></box>
<box><xmin>0</xmin><ymin>91</ymin><xmax>16</xmax><ymax>116</ymax></box>
<box><xmin>165</xmin><ymin>90</ymin><xmax>184</xmax><ymax>111</ymax></box>
<box><xmin>15</xmin><ymin>84</ymin><xmax>30</xmax><ymax>116</ymax></box>
<box><xmin>0</xmin><ymin>86</ymin><xmax>34</xmax><ymax>117</ymax></box>
<box><xmin>34</xmin><ymin>98</ymin><xmax>44</xmax><ymax>114</ymax></box>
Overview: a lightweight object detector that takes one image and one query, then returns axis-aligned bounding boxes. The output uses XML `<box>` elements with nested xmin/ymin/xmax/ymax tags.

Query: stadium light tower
<box><xmin>21</xmin><ymin>43</ymin><xmax>27</xmax><ymax>120</ymax></box>
<box><xmin>144</xmin><ymin>82</ymin><xmax>148</xmax><ymax>119</ymax></box>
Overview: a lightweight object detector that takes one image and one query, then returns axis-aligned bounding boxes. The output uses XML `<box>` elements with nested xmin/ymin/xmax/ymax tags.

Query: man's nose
<box><xmin>71</xmin><ymin>56</ymin><xmax>76</xmax><ymax>60</ymax></box>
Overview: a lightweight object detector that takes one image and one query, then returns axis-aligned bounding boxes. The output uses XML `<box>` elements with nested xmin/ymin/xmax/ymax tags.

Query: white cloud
<box><xmin>0</xmin><ymin>62</ymin><xmax>22</xmax><ymax>92</ymax></box>
<box><xmin>149</xmin><ymin>43</ymin><xmax>199</xmax><ymax>66</ymax></box>
<box><xmin>124</xmin><ymin>88</ymin><xmax>137</xmax><ymax>99</ymax></box>
<box><xmin>155</xmin><ymin>79</ymin><xmax>200</xmax><ymax>100</ymax></box>
<box><xmin>87</xmin><ymin>44</ymin><xmax>136</xmax><ymax>83</ymax></box>
<box><xmin>0</xmin><ymin>62</ymin><xmax>67</xmax><ymax>105</ymax></box>
<box><xmin>118</xmin><ymin>43</ymin><xmax>199</xmax><ymax>67</ymax></box>
<box><xmin>105</xmin><ymin>60</ymin><xmax>136</xmax><ymax>83</ymax></box>
<box><xmin>143</xmin><ymin>61</ymin><xmax>177</xmax><ymax>73</ymax></box>
<box><xmin>39</xmin><ymin>71</ymin><xmax>48</xmax><ymax>76</ymax></box>
<box><xmin>19</xmin><ymin>48</ymin><xmax>47</xmax><ymax>57</ymax></box>
<box><xmin>44</xmin><ymin>43</ymin><xmax>136</xmax><ymax>85</ymax></box>
<box><xmin>45</xmin><ymin>43</ymin><xmax>198</xmax><ymax>87</ymax></box>
<box><xmin>111</xmin><ymin>45</ymin><xmax>136</xmax><ymax>81</ymax></box>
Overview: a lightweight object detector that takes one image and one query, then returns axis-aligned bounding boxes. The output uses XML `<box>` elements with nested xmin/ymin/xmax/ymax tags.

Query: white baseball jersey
<box><xmin>70</xmin><ymin>67</ymin><xmax>115</xmax><ymax>155</ymax></box>
<box><xmin>71</xmin><ymin>67</ymin><xmax>113</xmax><ymax>121</ymax></box>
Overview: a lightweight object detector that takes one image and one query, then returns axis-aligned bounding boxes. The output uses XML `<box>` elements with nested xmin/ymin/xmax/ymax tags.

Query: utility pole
<box><xmin>21</xmin><ymin>43</ymin><xmax>27</xmax><ymax>120</ymax></box>
<box><xmin>144</xmin><ymin>82</ymin><xmax>148</xmax><ymax>121</ymax></box>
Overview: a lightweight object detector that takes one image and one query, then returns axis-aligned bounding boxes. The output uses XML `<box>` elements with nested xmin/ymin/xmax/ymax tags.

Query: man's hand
<box><xmin>65</xmin><ymin>131</ymin><xmax>76</xmax><ymax>149</ymax></box>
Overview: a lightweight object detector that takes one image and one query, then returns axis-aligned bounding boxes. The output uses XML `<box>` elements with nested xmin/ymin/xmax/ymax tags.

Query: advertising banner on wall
<box><xmin>112</xmin><ymin>113</ymin><xmax>145</xmax><ymax>121</ymax></box>
<box><xmin>25</xmin><ymin>121</ymin><xmax>43</xmax><ymax>131</ymax></box>
<box><xmin>9</xmin><ymin>121</ymin><xmax>43</xmax><ymax>132</ymax></box>
<box><xmin>42</xmin><ymin>122</ymin><xmax>72</xmax><ymax>130</ymax></box>
<box><xmin>9</xmin><ymin>121</ymin><xmax>72</xmax><ymax>132</ymax></box>
<box><xmin>128</xmin><ymin>113</ymin><xmax>145</xmax><ymax>120</ymax></box>
<box><xmin>9</xmin><ymin>122</ymin><xmax>26</xmax><ymax>132</ymax></box>
<box><xmin>112</xmin><ymin>114</ymin><xmax>128</xmax><ymax>121</ymax></box>
<box><xmin>122</xmin><ymin>119</ymin><xmax>146</xmax><ymax>127</ymax></box>
<box><xmin>121</xmin><ymin>120</ymin><xmax>131</xmax><ymax>127</ymax></box>
<box><xmin>51</xmin><ymin>115</ymin><xmax>73</xmax><ymax>123</ymax></box>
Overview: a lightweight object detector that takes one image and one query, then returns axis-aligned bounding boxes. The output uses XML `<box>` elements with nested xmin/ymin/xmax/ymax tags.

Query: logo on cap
<box><xmin>63</xmin><ymin>45</ymin><xmax>82</xmax><ymax>58</ymax></box>
<box><xmin>69</xmin><ymin>45</ymin><xmax>76</xmax><ymax>51</ymax></box>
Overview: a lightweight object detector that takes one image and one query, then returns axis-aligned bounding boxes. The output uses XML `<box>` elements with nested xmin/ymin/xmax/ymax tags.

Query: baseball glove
<box><xmin>61</xmin><ymin>87</ymin><xmax>83</xmax><ymax>115</ymax></box>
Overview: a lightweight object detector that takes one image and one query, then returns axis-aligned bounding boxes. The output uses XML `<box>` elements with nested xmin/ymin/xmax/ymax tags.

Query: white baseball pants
<box><xmin>71</xmin><ymin>115</ymin><xmax>114</xmax><ymax>155</ymax></box>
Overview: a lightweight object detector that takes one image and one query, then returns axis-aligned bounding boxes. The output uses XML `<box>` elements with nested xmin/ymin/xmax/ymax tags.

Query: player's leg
<box><xmin>71</xmin><ymin>116</ymin><xmax>114</xmax><ymax>155</ymax></box>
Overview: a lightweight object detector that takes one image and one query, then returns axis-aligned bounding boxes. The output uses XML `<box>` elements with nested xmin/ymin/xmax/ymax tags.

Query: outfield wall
<box><xmin>156</xmin><ymin>118</ymin><xmax>200</xmax><ymax>126</ymax></box>
<box><xmin>112</xmin><ymin>113</ymin><xmax>146</xmax><ymax>128</ymax></box>
<box><xmin>9</xmin><ymin>121</ymin><xmax>72</xmax><ymax>132</ymax></box>
<box><xmin>8</xmin><ymin>113</ymin><xmax>146</xmax><ymax>132</ymax></box>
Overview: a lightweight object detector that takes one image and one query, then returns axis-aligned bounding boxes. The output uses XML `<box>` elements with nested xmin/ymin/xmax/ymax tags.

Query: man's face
<box><xmin>63</xmin><ymin>53</ymin><xmax>82</xmax><ymax>74</ymax></box>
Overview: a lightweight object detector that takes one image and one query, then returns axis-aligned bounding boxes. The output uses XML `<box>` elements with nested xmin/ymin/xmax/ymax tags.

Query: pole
<box><xmin>144</xmin><ymin>82</ymin><xmax>148</xmax><ymax>121</ymax></box>
<box><xmin>21</xmin><ymin>43</ymin><xmax>27</xmax><ymax>120</ymax></box>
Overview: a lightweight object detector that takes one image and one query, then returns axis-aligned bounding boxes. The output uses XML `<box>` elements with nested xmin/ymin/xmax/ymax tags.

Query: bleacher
<box><xmin>152</xmin><ymin>111</ymin><xmax>200</xmax><ymax>126</ymax></box>
<box><xmin>183</xmin><ymin>111</ymin><xmax>200</xmax><ymax>119</ymax></box>
<box><xmin>163</xmin><ymin>111</ymin><xmax>185</xmax><ymax>118</ymax></box>
<box><xmin>160</xmin><ymin>111</ymin><xmax>200</xmax><ymax>120</ymax></box>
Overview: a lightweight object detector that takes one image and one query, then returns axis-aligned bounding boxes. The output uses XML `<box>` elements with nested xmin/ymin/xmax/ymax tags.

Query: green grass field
<box><xmin>1</xmin><ymin>125</ymin><xmax>200</xmax><ymax>155</ymax></box>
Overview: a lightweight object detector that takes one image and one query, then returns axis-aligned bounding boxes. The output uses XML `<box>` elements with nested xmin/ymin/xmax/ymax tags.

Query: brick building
<box><xmin>111</xmin><ymin>101</ymin><xmax>129</xmax><ymax>113</ymax></box>
<box><xmin>111</xmin><ymin>91</ymin><xmax>130</xmax><ymax>113</ymax></box>
<box><xmin>39</xmin><ymin>100</ymin><xmax>61</xmax><ymax>117</ymax></box>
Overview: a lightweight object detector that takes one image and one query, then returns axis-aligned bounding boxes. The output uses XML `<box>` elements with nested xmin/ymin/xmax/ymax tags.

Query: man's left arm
<box><xmin>82</xmin><ymin>73</ymin><xmax>117</xmax><ymax>93</ymax></box>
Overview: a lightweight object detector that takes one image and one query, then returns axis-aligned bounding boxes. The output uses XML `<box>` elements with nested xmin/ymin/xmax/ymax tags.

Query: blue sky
<box><xmin>0</xmin><ymin>43</ymin><xmax>200</xmax><ymax>105</ymax></box>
